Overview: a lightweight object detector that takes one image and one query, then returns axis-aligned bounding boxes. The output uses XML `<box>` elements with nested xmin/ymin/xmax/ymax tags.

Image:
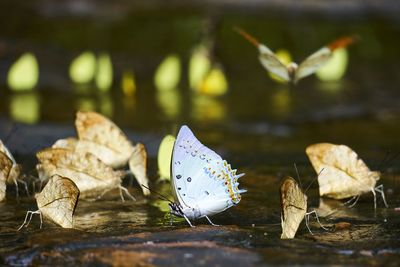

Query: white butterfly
<box><xmin>235</xmin><ymin>27</ymin><xmax>356</xmax><ymax>84</ymax></box>
<box><xmin>169</xmin><ymin>125</ymin><xmax>245</xmax><ymax>227</ymax></box>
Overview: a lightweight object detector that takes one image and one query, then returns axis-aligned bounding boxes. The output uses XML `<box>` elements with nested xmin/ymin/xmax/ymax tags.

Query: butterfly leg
<box><xmin>183</xmin><ymin>215</ymin><xmax>195</xmax><ymax>227</ymax></box>
<box><xmin>374</xmin><ymin>184</ymin><xmax>389</xmax><ymax>208</ymax></box>
<box><xmin>13</xmin><ymin>178</ymin><xmax>19</xmax><ymax>199</ymax></box>
<box><xmin>205</xmin><ymin>216</ymin><xmax>220</xmax><ymax>226</ymax></box>
<box><xmin>118</xmin><ymin>185</ymin><xmax>136</xmax><ymax>202</ymax></box>
<box><xmin>307</xmin><ymin>210</ymin><xmax>328</xmax><ymax>231</ymax></box>
<box><xmin>304</xmin><ymin>213</ymin><xmax>313</xmax><ymax>235</ymax></box>
<box><xmin>17</xmin><ymin>210</ymin><xmax>41</xmax><ymax>231</ymax></box>
<box><xmin>18</xmin><ymin>178</ymin><xmax>30</xmax><ymax>197</ymax></box>
<box><xmin>342</xmin><ymin>195</ymin><xmax>357</xmax><ymax>206</ymax></box>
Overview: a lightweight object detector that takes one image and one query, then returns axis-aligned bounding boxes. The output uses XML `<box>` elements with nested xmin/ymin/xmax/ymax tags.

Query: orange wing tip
<box><xmin>328</xmin><ymin>35</ymin><xmax>358</xmax><ymax>51</ymax></box>
<box><xmin>233</xmin><ymin>26</ymin><xmax>260</xmax><ymax>47</ymax></box>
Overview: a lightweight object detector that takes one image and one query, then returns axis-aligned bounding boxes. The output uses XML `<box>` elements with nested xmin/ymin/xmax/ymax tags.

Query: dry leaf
<box><xmin>36</xmin><ymin>148</ymin><xmax>122</xmax><ymax>198</ymax></box>
<box><xmin>75</xmin><ymin>111</ymin><xmax>134</xmax><ymax>168</ymax></box>
<box><xmin>129</xmin><ymin>143</ymin><xmax>150</xmax><ymax>195</ymax></box>
<box><xmin>306</xmin><ymin>143</ymin><xmax>379</xmax><ymax>199</ymax></box>
<box><xmin>35</xmin><ymin>174</ymin><xmax>80</xmax><ymax>228</ymax></box>
<box><xmin>280</xmin><ymin>177</ymin><xmax>307</xmax><ymax>239</ymax></box>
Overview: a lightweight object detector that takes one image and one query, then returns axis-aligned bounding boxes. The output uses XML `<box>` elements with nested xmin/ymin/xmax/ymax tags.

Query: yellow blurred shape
<box><xmin>75</xmin><ymin>97</ymin><xmax>96</xmax><ymax>111</ymax></box>
<box><xmin>69</xmin><ymin>51</ymin><xmax>96</xmax><ymax>84</ymax></box>
<box><xmin>121</xmin><ymin>71</ymin><xmax>136</xmax><ymax>97</ymax></box>
<box><xmin>156</xmin><ymin>89</ymin><xmax>181</xmax><ymax>119</ymax></box>
<box><xmin>316</xmin><ymin>48</ymin><xmax>348</xmax><ymax>81</ymax></box>
<box><xmin>154</xmin><ymin>54</ymin><xmax>181</xmax><ymax>91</ymax></box>
<box><xmin>7</xmin><ymin>53</ymin><xmax>39</xmax><ymax>91</ymax></box>
<box><xmin>95</xmin><ymin>53</ymin><xmax>113</xmax><ymax>92</ymax></box>
<box><xmin>191</xmin><ymin>95</ymin><xmax>225</xmax><ymax>121</ymax></box>
<box><xmin>199</xmin><ymin>67</ymin><xmax>228</xmax><ymax>96</ymax></box>
<box><xmin>269</xmin><ymin>49</ymin><xmax>292</xmax><ymax>83</ymax></box>
<box><xmin>10</xmin><ymin>93</ymin><xmax>40</xmax><ymax>124</ymax></box>
<box><xmin>99</xmin><ymin>93</ymin><xmax>113</xmax><ymax>117</ymax></box>
<box><xmin>157</xmin><ymin>134</ymin><xmax>176</xmax><ymax>181</ymax></box>
<box><xmin>272</xmin><ymin>88</ymin><xmax>291</xmax><ymax>117</ymax></box>
<box><xmin>189</xmin><ymin>46</ymin><xmax>211</xmax><ymax>90</ymax></box>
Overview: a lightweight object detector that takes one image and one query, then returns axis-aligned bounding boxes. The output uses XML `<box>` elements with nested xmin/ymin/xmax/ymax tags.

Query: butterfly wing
<box><xmin>75</xmin><ymin>111</ymin><xmax>134</xmax><ymax>168</ymax></box>
<box><xmin>280</xmin><ymin>177</ymin><xmax>307</xmax><ymax>239</ymax></box>
<box><xmin>128</xmin><ymin>143</ymin><xmax>150</xmax><ymax>195</ymax></box>
<box><xmin>36</xmin><ymin>148</ymin><xmax>121</xmax><ymax>197</ymax></box>
<box><xmin>171</xmin><ymin>125</ymin><xmax>245</xmax><ymax>218</ymax></box>
<box><xmin>157</xmin><ymin>135</ymin><xmax>175</xmax><ymax>181</ymax></box>
<box><xmin>306</xmin><ymin>143</ymin><xmax>379</xmax><ymax>199</ymax></box>
<box><xmin>36</xmin><ymin>175</ymin><xmax>80</xmax><ymax>228</ymax></box>
<box><xmin>0</xmin><ymin>151</ymin><xmax>13</xmax><ymax>201</ymax></box>
<box><xmin>235</xmin><ymin>28</ymin><xmax>290</xmax><ymax>82</ymax></box>
<box><xmin>295</xmin><ymin>36</ymin><xmax>356</xmax><ymax>83</ymax></box>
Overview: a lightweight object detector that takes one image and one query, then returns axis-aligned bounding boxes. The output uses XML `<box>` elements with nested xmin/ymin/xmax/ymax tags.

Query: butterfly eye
<box><xmin>178</xmin><ymin>187</ymin><xmax>182</xmax><ymax>190</ymax></box>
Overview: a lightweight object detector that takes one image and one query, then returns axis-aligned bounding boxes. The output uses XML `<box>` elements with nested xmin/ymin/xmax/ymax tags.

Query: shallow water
<box><xmin>1</xmin><ymin>2</ymin><xmax>400</xmax><ymax>266</ymax></box>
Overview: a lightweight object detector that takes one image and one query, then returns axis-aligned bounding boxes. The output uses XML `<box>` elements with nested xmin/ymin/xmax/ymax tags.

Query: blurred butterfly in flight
<box><xmin>235</xmin><ymin>27</ymin><xmax>356</xmax><ymax>84</ymax></box>
<box><xmin>169</xmin><ymin>125</ymin><xmax>245</xmax><ymax>227</ymax></box>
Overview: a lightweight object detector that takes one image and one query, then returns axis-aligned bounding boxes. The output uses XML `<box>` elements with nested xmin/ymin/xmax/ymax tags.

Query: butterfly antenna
<box><xmin>305</xmin><ymin>168</ymin><xmax>324</xmax><ymax>194</ymax></box>
<box><xmin>293</xmin><ymin>163</ymin><xmax>303</xmax><ymax>190</ymax></box>
<box><xmin>233</xmin><ymin>26</ymin><xmax>260</xmax><ymax>47</ymax></box>
<box><xmin>141</xmin><ymin>184</ymin><xmax>174</xmax><ymax>203</ymax></box>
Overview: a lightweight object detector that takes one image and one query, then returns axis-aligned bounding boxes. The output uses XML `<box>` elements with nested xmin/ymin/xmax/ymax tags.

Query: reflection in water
<box><xmin>99</xmin><ymin>93</ymin><xmax>114</xmax><ymax>118</ymax></box>
<box><xmin>9</xmin><ymin>92</ymin><xmax>40</xmax><ymax>124</ymax></box>
<box><xmin>316</xmin><ymin>48</ymin><xmax>349</xmax><ymax>82</ymax></box>
<box><xmin>154</xmin><ymin>54</ymin><xmax>181</xmax><ymax>92</ymax></box>
<box><xmin>191</xmin><ymin>95</ymin><xmax>225</xmax><ymax>122</ymax></box>
<box><xmin>7</xmin><ymin>53</ymin><xmax>39</xmax><ymax>91</ymax></box>
<box><xmin>121</xmin><ymin>70</ymin><xmax>136</xmax><ymax>97</ymax></box>
<box><xmin>95</xmin><ymin>53</ymin><xmax>113</xmax><ymax>92</ymax></box>
<box><xmin>74</xmin><ymin>94</ymin><xmax>114</xmax><ymax>117</ymax></box>
<box><xmin>69</xmin><ymin>51</ymin><xmax>96</xmax><ymax>84</ymax></box>
<box><xmin>198</xmin><ymin>66</ymin><xmax>228</xmax><ymax>96</ymax></box>
<box><xmin>189</xmin><ymin>45</ymin><xmax>211</xmax><ymax>91</ymax></box>
<box><xmin>156</xmin><ymin>90</ymin><xmax>181</xmax><ymax>120</ymax></box>
<box><xmin>75</xmin><ymin>96</ymin><xmax>96</xmax><ymax>112</ymax></box>
<box><xmin>271</xmin><ymin>87</ymin><xmax>291</xmax><ymax>117</ymax></box>
<box><xmin>270</xmin><ymin>49</ymin><xmax>292</xmax><ymax>83</ymax></box>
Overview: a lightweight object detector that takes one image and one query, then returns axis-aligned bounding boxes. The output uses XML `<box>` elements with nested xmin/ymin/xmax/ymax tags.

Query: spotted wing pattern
<box><xmin>171</xmin><ymin>125</ymin><xmax>245</xmax><ymax>218</ymax></box>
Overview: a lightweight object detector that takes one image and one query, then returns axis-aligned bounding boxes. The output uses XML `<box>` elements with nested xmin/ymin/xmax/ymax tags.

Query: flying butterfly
<box><xmin>18</xmin><ymin>174</ymin><xmax>79</xmax><ymax>230</ymax></box>
<box><xmin>36</xmin><ymin>148</ymin><xmax>134</xmax><ymax>201</ymax></box>
<box><xmin>306</xmin><ymin>143</ymin><xmax>388</xmax><ymax>209</ymax></box>
<box><xmin>235</xmin><ymin>27</ymin><xmax>356</xmax><ymax>84</ymax></box>
<box><xmin>169</xmin><ymin>125</ymin><xmax>245</xmax><ymax>227</ymax></box>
